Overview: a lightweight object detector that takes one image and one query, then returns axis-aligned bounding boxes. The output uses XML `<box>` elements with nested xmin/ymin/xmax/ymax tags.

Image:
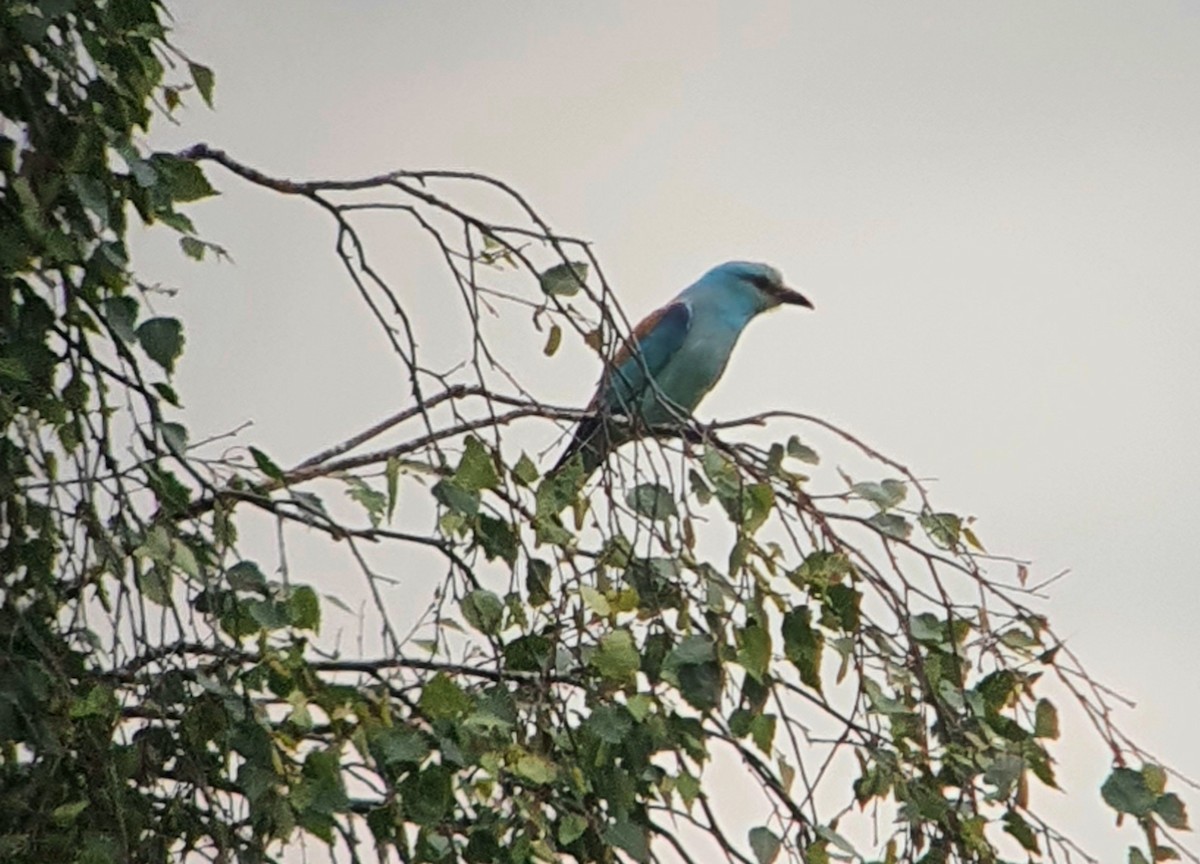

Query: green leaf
<box><xmin>868</xmin><ymin>512</ymin><xmax>911</xmax><ymax>540</ymax></box>
<box><xmin>533</xmin><ymin>513</ymin><xmax>573</xmax><ymax>547</ymax></box>
<box><xmin>152</xmin><ymin>153</ymin><xmax>217</xmax><ymax>203</ymax></box>
<box><xmin>290</xmin><ymin>490</ymin><xmax>328</xmax><ymax>518</ymax></box>
<box><xmin>60</xmin><ymin>372</ymin><xmax>87</xmax><ymax>412</ymax></box>
<box><xmin>749</xmin><ymin>827</ymin><xmax>781</xmax><ymax>864</ymax></box>
<box><xmin>399</xmin><ymin>764</ymin><xmax>452</xmax><ymax>826</ymax></box>
<box><xmin>786</xmin><ymin>435</ymin><xmax>820</xmax><ymax>465</ymax></box>
<box><xmin>143</xmin><ymin>464</ymin><xmax>191</xmax><ymax>515</ymax></box>
<box><xmin>626</xmin><ymin>556</ymin><xmax>683</xmax><ymax>613</ymax></box>
<box><xmin>136</xmin><ymin>317</ymin><xmax>185</xmax><ymax>374</ymax></box>
<box><xmin>589</xmin><ymin>629</ymin><xmax>639</xmax><ymax>683</ymax></box>
<box><xmin>1002</xmin><ymin>809</ymin><xmax>1040</xmax><ymax>853</ymax></box>
<box><xmin>977</xmin><ymin>669</ymin><xmax>1018</xmax><ymax>713</ymax></box>
<box><xmin>504</xmin><ymin>634</ymin><xmax>553</xmax><ymax>672</ymax></box>
<box><xmin>543</xmin><ymin>323</ymin><xmax>562</xmax><ymax>356</ymax></box>
<box><xmin>156</xmin><ymin>420</ymin><xmax>188</xmax><ymax>454</ymax></box>
<box><xmin>385</xmin><ymin>456</ymin><xmax>400</xmax><ymax>520</ymax></box>
<box><xmin>1034</xmin><ymin>698</ymin><xmax>1059</xmax><ymax>739</ymax></box>
<box><xmin>475</xmin><ymin>514</ymin><xmax>518</xmax><ymax>565</ymax></box>
<box><xmin>580</xmin><ymin>584</ymin><xmax>611</xmax><ymax>616</ymax></box>
<box><xmin>189</xmin><ymin>61</ymin><xmax>216</xmax><ymax>107</ymax></box>
<box><xmin>729</xmin><ymin>707</ymin><xmax>755</xmax><ymax>739</ymax></box>
<box><xmin>676</xmin><ymin>771</ymin><xmax>701</xmax><ymax>810</ymax></box>
<box><xmin>455</xmin><ymin>436</ymin><xmax>499</xmax><ymax>491</ymax></box>
<box><xmin>741</xmin><ymin>482</ymin><xmax>775</xmax><ymax>534</ymax></box>
<box><xmin>345</xmin><ymin>476</ymin><xmax>387</xmax><ymax>527</ymax></box>
<box><xmin>70</xmin><ymin>684</ymin><xmax>117</xmax><ymax>720</ymax></box>
<box><xmin>512</xmin><ymin>751</ymin><xmax>557</xmax><ymax>785</ymax></box>
<box><xmin>909</xmin><ymin>612</ymin><xmax>945</xmax><ymax>645</ymax></box>
<box><xmin>289</xmin><ymin>585</ymin><xmax>320</xmax><ymax>631</ymax></box>
<box><xmin>1028</xmin><ymin>744</ymin><xmax>1059</xmax><ymax>790</ymax></box>
<box><xmin>737</xmin><ymin>624</ymin><xmax>771</xmax><ymax>682</ymax></box>
<box><xmin>999</xmin><ymin>627</ymin><xmax>1038</xmax><ymax>650</ymax></box>
<box><xmin>461</xmin><ymin>589</ymin><xmax>504</xmax><ymax>636</ymax></box>
<box><xmin>823</xmin><ymin>583</ymin><xmax>861</xmax><ymax>632</ymax></box>
<box><xmin>226</xmin><ymin>561</ymin><xmax>268</xmax><ymax>593</ymax></box>
<box><xmin>782</xmin><ymin>606</ymin><xmax>823</xmax><ymax>691</ymax></box>
<box><xmin>962</xmin><ymin>524</ymin><xmax>986</xmax><ymax>551</ymax></box>
<box><xmin>129</xmin><ymin>156</ymin><xmax>158</xmax><ymax>188</ymax></box>
<box><xmin>920</xmin><ymin>511</ymin><xmax>962</xmax><ymax>548</ymax></box>
<box><xmin>625</xmin><ymin>694</ymin><xmax>652</xmax><ymax>722</ymax></box>
<box><xmin>158</xmin><ymin>209</ymin><xmax>196</xmax><ymax>234</ymax></box>
<box><xmin>180</xmin><ymin>235</ymin><xmax>205</xmax><ymax>260</ymax></box>
<box><xmin>1130</xmin><ymin>848</ymin><xmax>1152</xmax><ymax>864</ymax></box>
<box><xmin>419</xmin><ymin>673</ymin><xmax>471</xmax><ymax>720</ymax></box>
<box><xmin>815</xmin><ymin>825</ymin><xmax>857</xmax><ymax>856</ymax></box>
<box><xmin>1102</xmin><ymin>767</ymin><xmax>1156</xmax><ymax>817</ymax></box>
<box><xmin>432</xmin><ymin>479</ymin><xmax>479</xmax><ymax>517</ymax></box>
<box><xmin>539</xmin><ymin>261</ymin><xmax>588</xmax><ymax>297</ymax></box>
<box><xmin>247</xmin><ymin>598</ymin><xmax>290</xmax><ymax>630</ymax></box>
<box><xmin>153</xmin><ymin>381</ymin><xmax>181</xmax><ymax>407</ymax></box>
<box><xmin>789</xmin><ymin>550</ymin><xmax>852</xmax><ymax>588</ymax></box>
<box><xmin>134</xmin><ymin>527</ymin><xmax>176</xmax><ymax>602</ymax></box>
<box><xmin>370</xmin><ymin>725</ymin><xmax>429</xmax><ymax>768</ymax></box>
<box><xmin>51</xmin><ymin>800</ymin><xmax>89</xmax><ymax>826</ymax></box>
<box><xmin>765</xmin><ymin>442</ymin><xmax>785</xmax><ymax>474</ymax></box>
<box><xmin>70</xmin><ymin>172</ymin><xmax>111</xmax><ymax>224</ymax></box>
<box><xmin>102</xmin><ymin>295</ymin><xmax>139</xmax><ymax>341</ymax></box>
<box><xmin>219</xmin><ymin>598</ymin><xmax>260</xmax><ymax>638</ymax></box>
<box><xmin>512</xmin><ymin>452</ymin><xmax>539</xmax><ymax>486</ymax></box>
<box><xmin>626</xmin><ymin>483</ymin><xmax>677</xmax><ymax>521</ymax></box>
<box><xmin>749</xmin><ymin>713</ymin><xmax>776</xmax><ymax>754</ymax></box>
<box><xmin>1144</xmin><ymin>763</ymin><xmax>1168</xmax><ymax>795</ymax></box>
<box><xmin>249</xmin><ymin>446</ymin><xmax>286</xmax><ymax>481</ymax></box>
<box><xmin>585</xmin><ymin>704</ymin><xmax>633</xmax><ymax>743</ymax></box>
<box><xmin>806</xmin><ymin>840</ymin><xmax>830</xmax><ymax>864</ymax></box>
<box><xmin>525</xmin><ymin>558</ymin><xmax>552</xmax><ymax>606</ymax></box>
<box><xmin>778</xmin><ymin>758</ymin><xmax>795</xmax><ymax>794</ymax></box>
<box><xmin>1154</xmin><ymin>793</ymin><xmax>1190</xmax><ymax>830</ymax></box>
<box><xmin>39</xmin><ymin>0</ymin><xmax>77</xmax><ymax>18</ymax></box>
<box><xmin>675</xmin><ymin>660</ymin><xmax>723</xmax><ymax>711</ymax></box>
<box><xmin>602</xmin><ymin>818</ymin><xmax>649</xmax><ymax>863</ymax></box>
<box><xmin>558</xmin><ymin>813</ymin><xmax>588</xmax><ymax>845</ymax></box>
<box><xmin>702</xmin><ymin>443</ymin><xmax>739</xmax><ymax>488</ymax></box>
<box><xmin>537</xmin><ymin>457</ymin><xmax>583</xmax><ymax>508</ymax></box>
<box><xmin>669</xmin><ymin>635</ymin><xmax>716</xmax><ymax>666</ymax></box>
<box><xmin>852</xmin><ymin>479</ymin><xmax>906</xmax><ymax>511</ymax></box>
<box><xmin>689</xmin><ymin>469</ymin><xmax>713</xmax><ymax>504</ymax></box>
<box><xmin>0</xmin><ymin>357</ymin><xmax>29</xmax><ymax>383</ymax></box>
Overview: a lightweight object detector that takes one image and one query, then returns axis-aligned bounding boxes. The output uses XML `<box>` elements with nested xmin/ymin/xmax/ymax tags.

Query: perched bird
<box><xmin>552</xmin><ymin>261</ymin><xmax>813</xmax><ymax>479</ymax></box>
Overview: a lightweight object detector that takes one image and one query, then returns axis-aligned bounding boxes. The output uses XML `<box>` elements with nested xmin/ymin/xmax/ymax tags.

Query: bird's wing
<box><xmin>598</xmin><ymin>300</ymin><xmax>693</xmax><ymax>411</ymax></box>
<box><xmin>552</xmin><ymin>300</ymin><xmax>693</xmax><ymax>477</ymax></box>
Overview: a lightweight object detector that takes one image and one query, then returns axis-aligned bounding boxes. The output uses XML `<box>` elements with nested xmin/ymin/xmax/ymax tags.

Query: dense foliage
<box><xmin>0</xmin><ymin>3</ymin><xmax>1192</xmax><ymax>864</ymax></box>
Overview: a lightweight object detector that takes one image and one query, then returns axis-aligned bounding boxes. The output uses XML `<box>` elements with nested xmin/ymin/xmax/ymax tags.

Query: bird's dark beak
<box><xmin>776</xmin><ymin>286</ymin><xmax>814</xmax><ymax>309</ymax></box>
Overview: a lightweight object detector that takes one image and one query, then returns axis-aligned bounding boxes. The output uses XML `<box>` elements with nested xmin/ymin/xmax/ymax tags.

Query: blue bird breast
<box><xmin>636</xmin><ymin>312</ymin><xmax>745</xmax><ymax>426</ymax></box>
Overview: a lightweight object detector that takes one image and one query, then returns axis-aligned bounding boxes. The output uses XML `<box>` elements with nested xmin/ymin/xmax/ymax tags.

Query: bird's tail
<box><xmin>548</xmin><ymin>415</ymin><xmax>616</xmax><ymax>481</ymax></box>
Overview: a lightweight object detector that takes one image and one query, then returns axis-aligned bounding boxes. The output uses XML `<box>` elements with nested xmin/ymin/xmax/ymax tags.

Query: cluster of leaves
<box><xmin>426</xmin><ymin>432</ymin><xmax>1153</xmax><ymax>864</ymax></box>
<box><xmin>0</xmin><ymin>1</ymin><xmax>225</xmax><ymax>861</ymax></box>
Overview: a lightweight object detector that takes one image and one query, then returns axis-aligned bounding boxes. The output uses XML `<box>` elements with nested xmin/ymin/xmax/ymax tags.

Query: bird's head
<box><xmin>707</xmin><ymin>261</ymin><xmax>814</xmax><ymax>313</ymax></box>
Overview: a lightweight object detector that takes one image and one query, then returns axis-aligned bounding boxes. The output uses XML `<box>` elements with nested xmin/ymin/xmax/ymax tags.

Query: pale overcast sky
<box><xmin>140</xmin><ymin>2</ymin><xmax>1200</xmax><ymax>857</ymax></box>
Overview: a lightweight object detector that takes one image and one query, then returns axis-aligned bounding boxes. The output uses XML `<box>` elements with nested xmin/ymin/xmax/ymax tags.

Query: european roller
<box><xmin>553</xmin><ymin>261</ymin><xmax>813</xmax><ymax>478</ymax></box>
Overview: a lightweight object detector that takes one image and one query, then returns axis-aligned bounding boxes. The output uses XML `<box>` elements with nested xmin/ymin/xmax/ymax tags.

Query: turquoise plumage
<box><xmin>553</xmin><ymin>261</ymin><xmax>813</xmax><ymax>477</ymax></box>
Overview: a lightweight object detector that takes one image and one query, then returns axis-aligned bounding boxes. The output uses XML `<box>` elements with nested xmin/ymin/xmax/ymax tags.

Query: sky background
<box><xmin>138</xmin><ymin>1</ymin><xmax>1200</xmax><ymax>857</ymax></box>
